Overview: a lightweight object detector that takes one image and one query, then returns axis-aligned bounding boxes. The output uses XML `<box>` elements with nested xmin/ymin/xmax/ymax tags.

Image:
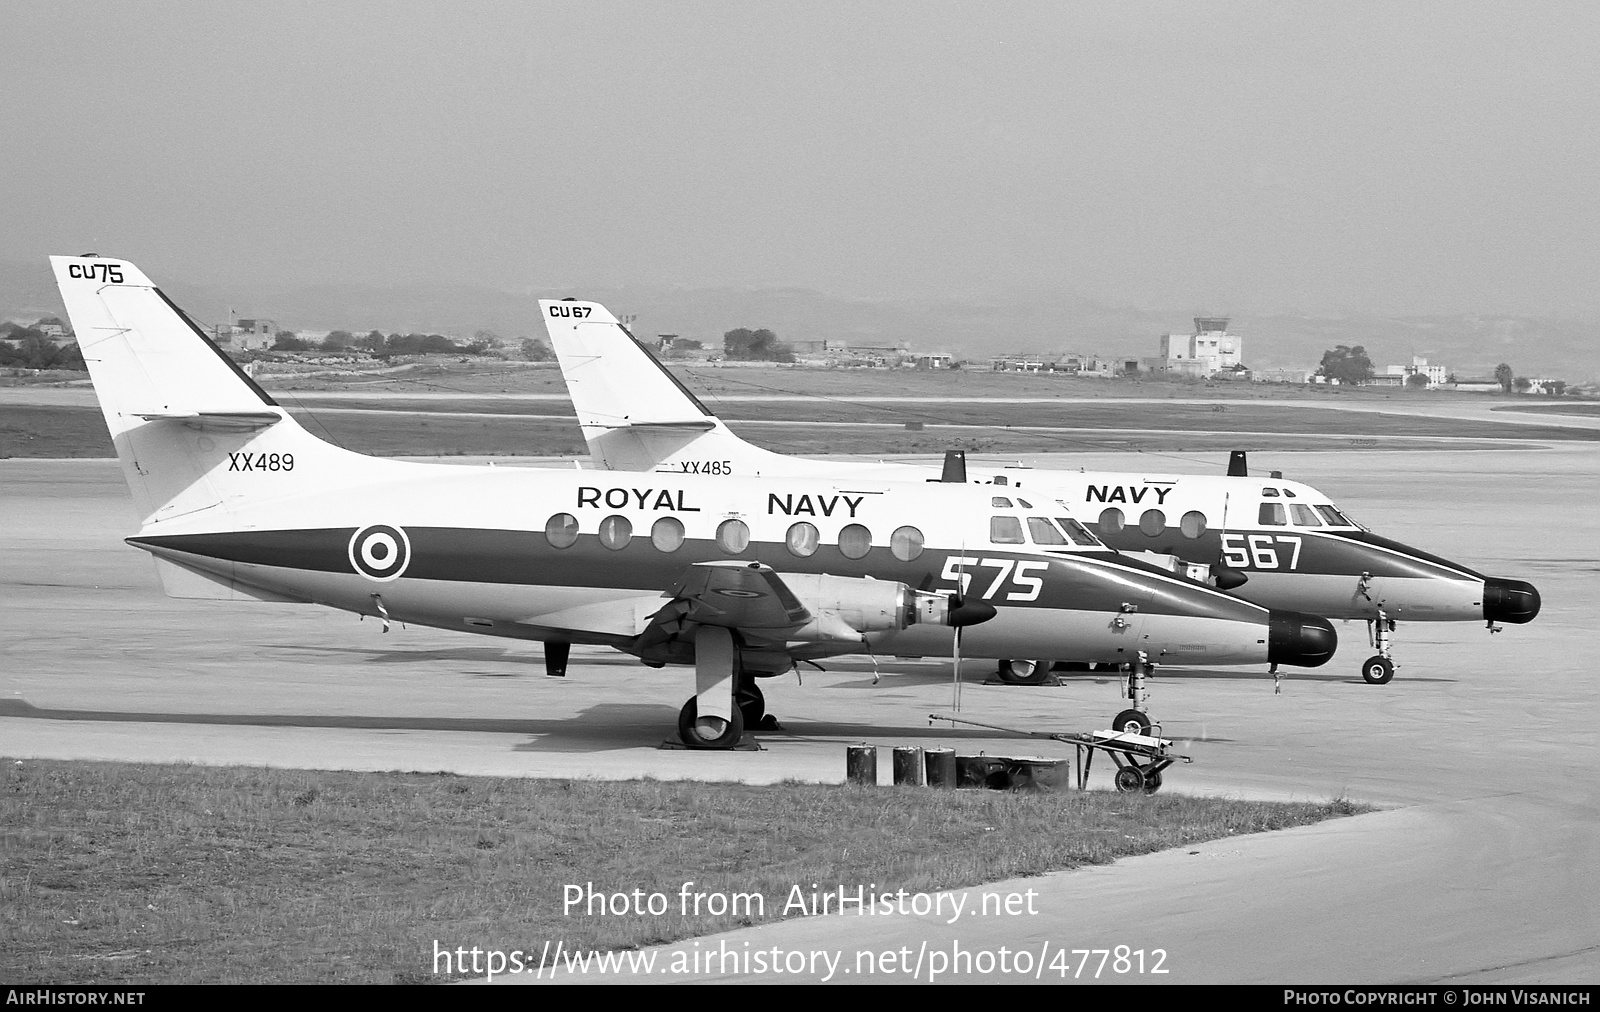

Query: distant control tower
<box><xmin>1153</xmin><ymin>317</ymin><xmax>1243</xmax><ymax>377</ymax></box>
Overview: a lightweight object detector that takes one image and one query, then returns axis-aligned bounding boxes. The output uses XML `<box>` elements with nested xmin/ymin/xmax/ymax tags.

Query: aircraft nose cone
<box><xmin>1267</xmin><ymin>610</ymin><xmax>1338</xmax><ymax>668</ymax></box>
<box><xmin>1483</xmin><ymin>578</ymin><xmax>1541</xmax><ymax>624</ymax></box>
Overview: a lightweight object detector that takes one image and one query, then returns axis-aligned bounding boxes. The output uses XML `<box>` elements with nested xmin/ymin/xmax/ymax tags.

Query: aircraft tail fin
<box><xmin>51</xmin><ymin>255</ymin><xmax>373</xmax><ymax>526</ymax></box>
<box><xmin>541</xmin><ymin>299</ymin><xmax>732</xmax><ymax>470</ymax></box>
<box><xmin>540</xmin><ymin>297</ymin><xmax>861</xmax><ymax>478</ymax></box>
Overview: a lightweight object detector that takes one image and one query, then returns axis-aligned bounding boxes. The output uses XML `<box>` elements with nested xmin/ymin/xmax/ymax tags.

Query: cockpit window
<box><xmin>1289</xmin><ymin>504</ymin><xmax>1323</xmax><ymax>527</ymax></box>
<box><xmin>991</xmin><ymin>497</ymin><xmax>1013</xmax><ymax>508</ymax></box>
<box><xmin>1283</xmin><ymin>488</ymin><xmax>1297</xmax><ymax>498</ymax></box>
<box><xmin>1056</xmin><ymin>518</ymin><xmax>1102</xmax><ymax>546</ymax></box>
<box><xmin>1016</xmin><ymin>498</ymin><xmax>1033</xmax><ymax>509</ymax></box>
<box><xmin>1315</xmin><ymin>505</ymin><xmax>1356</xmax><ymax>527</ymax></box>
<box><xmin>1261</xmin><ymin>488</ymin><xmax>1281</xmax><ymax>497</ymax></box>
<box><xmin>1259</xmin><ymin>502</ymin><xmax>1287</xmax><ymax>526</ymax></box>
<box><xmin>1027</xmin><ymin>517</ymin><xmax>1067</xmax><ymax>545</ymax></box>
<box><xmin>990</xmin><ymin>516</ymin><xmax>1025</xmax><ymax>544</ymax></box>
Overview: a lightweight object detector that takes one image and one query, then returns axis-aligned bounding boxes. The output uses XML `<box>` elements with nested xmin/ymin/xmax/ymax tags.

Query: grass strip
<box><xmin>2</xmin><ymin>759</ymin><xmax>1364</xmax><ymax>983</ymax></box>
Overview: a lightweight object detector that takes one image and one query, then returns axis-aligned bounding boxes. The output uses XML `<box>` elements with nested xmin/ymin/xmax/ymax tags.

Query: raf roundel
<box><xmin>349</xmin><ymin>524</ymin><xmax>412</xmax><ymax>582</ymax></box>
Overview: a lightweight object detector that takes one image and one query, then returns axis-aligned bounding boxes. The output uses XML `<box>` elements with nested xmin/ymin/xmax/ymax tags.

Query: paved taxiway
<box><xmin>2</xmin><ymin>445</ymin><xmax>1596</xmax><ymax>983</ymax></box>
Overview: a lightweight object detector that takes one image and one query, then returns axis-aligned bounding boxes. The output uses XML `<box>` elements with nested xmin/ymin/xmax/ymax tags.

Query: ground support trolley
<box><xmin>928</xmin><ymin>714</ymin><xmax>1192</xmax><ymax>794</ymax></box>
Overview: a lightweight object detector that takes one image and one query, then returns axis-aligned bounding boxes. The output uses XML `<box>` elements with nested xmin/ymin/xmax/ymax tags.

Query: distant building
<box><xmin>1377</xmin><ymin>355</ymin><xmax>1448</xmax><ymax>387</ymax></box>
<box><xmin>1147</xmin><ymin>317</ymin><xmax>1244</xmax><ymax>378</ymax></box>
<box><xmin>990</xmin><ymin>356</ymin><xmax>1045</xmax><ymax>372</ymax></box>
<box><xmin>1252</xmin><ymin>368</ymin><xmax>1311</xmax><ymax>384</ymax></box>
<box><xmin>214</xmin><ymin>317</ymin><xmax>278</xmax><ymax>351</ymax></box>
<box><xmin>912</xmin><ymin>353</ymin><xmax>953</xmax><ymax>369</ymax></box>
<box><xmin>1053</xmin><ymin>353</ymin><xmax>1117</xmax><ymax>377</ymax></box>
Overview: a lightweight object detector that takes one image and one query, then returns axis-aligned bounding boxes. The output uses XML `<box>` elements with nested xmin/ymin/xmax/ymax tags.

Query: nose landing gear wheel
<box><xmin>1114</xmin><ymin>766</ymin><xmax>1147</xmax><ymax>793</ymax></box>
<box><xmin>1112</xmin><ymin>708</ymin><xmax>1152</xmax><ymax>736</ymax></box>
<box><xmin>677</xmin><ymin>698</ymin><xmax>745</xmax><ymax>749</ymax></box>
<box><xmin>1361</xmin><ymin>655</ymin><xmax>1395</xmax><ymax>685</ymax></box>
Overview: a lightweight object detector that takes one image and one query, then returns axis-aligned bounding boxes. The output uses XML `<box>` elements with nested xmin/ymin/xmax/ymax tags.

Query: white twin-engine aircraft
<box><xmin>53</xmin><ymin>256</ymin><xmax>1335</xmax><ymax>748</ymax></box>
<box><xmin>542</xmin><ymin>299</ymin><xmax>1541</xmax><ymax>687</ymax></box>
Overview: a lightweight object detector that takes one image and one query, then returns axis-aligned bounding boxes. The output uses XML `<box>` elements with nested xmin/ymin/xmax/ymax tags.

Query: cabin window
<box><xmin>839</xmin><ymin>523</ymin><xmax>873</xmax><ymax>559</ymax></box>
<box><xmin>1180</xmin><ymin>510</ymin><xmax>1207</xmax><ymax>539</ymax></box>
<box><xmin>598</xmin><ymin>515</ymin><xmax>632</xmax><ymax>551</ymax></box>
<box><xmin>1259</xmin><ymin>502</ymin><xmax>1287</xmax><ymax>526</ymax></box>
<box><xmin>1027</xmin><ymin>517</ymin><xmax>1067</xmax><ymax>545</ymax></box>
<box><xmin>1056</xmin><ymin>518</ymin><xmax>1101</xmax><ymax>546</ymax></box>
<box><xmin>1139</xmin><ymin>509</ymin><xmax>1166</xmax><ymax>536</ymax></box>
<box><xmin>651</xmin><ymin>516</ymin><xmax>685</xmax><ymax>552</ymax></box>
<box><xmin>1261</xmin><ymin>488</ymin><xmax>1281</xmax><ymax>497</ymax></box>
<box><xmin>991</xmin><ymin>497</ymin><xmax>1013</xmax><ymax>508</ymax></box>
<box><xmin>1289</xmin><ymin>504</ymin><xmax>1323</xmax><ymax>527</ymax></box>
<box><xmin>716</xmin><ymin>519</ymin><xmax>750</xmax><ymax>554</ymax></box>
<box><xmin>1098</xmin><ymin>507</ymin><xmax>1125</xmax><ymax>535</ymax></box>
<box><xmin>990</xmin><ymin>516</ymin><xmax>1025</xmax><ymax>544</ymax></box>
<box><xmin>1316</xmin><ymin>505</ymin><xmax>1354</xmax><ymax>527</ymax></box>
<box><xmin>890</xmin><ymin>525</ymin><xmax>924</xmax><ymax>562</ymax></box>
<box><xmin>545</xmin><ymin>513</ymin><xmax>579</xmax><ymax>549</ymax></box>
<box><xmin>786</xmin><ymin>522</ymin><xmax>819</xmax><ymax>557</ymax></box>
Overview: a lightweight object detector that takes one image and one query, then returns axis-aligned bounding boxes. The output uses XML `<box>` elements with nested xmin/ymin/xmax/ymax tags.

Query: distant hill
<box><xmin>2</xmin><ymin>259</ymin><xmax>1593</xmax><ymax>382</ymax></box>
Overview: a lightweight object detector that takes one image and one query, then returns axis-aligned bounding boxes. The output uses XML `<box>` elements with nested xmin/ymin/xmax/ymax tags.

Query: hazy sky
<box><xmin>6</xmin><ymin>2</ymin><xmax>1599</xmax><ymax>316</ymax></box>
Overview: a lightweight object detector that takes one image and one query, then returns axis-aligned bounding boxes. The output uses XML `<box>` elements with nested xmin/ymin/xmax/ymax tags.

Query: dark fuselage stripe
<box><xmin>128</xmin><ymin>528</ymin><xmax>1268</xmax><ymax>623</ymax></box>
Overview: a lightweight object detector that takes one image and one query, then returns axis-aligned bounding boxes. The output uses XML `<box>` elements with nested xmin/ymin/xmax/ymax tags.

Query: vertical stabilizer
<box><xmin>540</xmin><ymin>299</ymin><xmax>715</xmax><ymax>469</ymax></box>
<box><xmin>541</xmin><ymin>299</ymin><xmax>803</xmax><ymax>475</ymax></box>
<box><xmin>50</xmin><ymin>255</ymin><xmax>379</xmax><ymax>526</ymax></box>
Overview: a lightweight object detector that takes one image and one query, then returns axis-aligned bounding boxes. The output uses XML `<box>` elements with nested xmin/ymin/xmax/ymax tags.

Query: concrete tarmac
<box><xmin>2</xmin><ymin>445</ymin><xmax>1596</xmax><ymax>984</ymax></box>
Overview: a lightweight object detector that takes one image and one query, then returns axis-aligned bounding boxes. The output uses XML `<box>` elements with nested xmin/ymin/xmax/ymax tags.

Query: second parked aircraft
<box><xmin>543</xmin><ymin>300</ymin><xmax>1540</xmax><ymax>686</ymax></box>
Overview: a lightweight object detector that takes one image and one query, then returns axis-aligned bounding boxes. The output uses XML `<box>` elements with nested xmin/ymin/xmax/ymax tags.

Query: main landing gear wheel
<box><xmin>1361</xmin><ymin>655</ymin><xmax>1395</xmax><ymax>685</ymax></box>
<box><xmin>1114</xmin><ymin>766</ymin><xmax>1146</xmax><ymax>793</ymax></box>
<box><xmin>735</xmin><ymin>679</ymin><xmax>766</xmax><ymax>727</ymax></box>
<box><xmin>1112</xmin><ymin>709</ymin><xmax>1152</xmax><ymax>736</ymax></box>
<box><xmin>997</xmin><ymin>658</ymin><xmax>1051</xmax><ymax>685</ymax></box>
<box><xmin>677</xmin><ymin>698</ymin><xmax>745</xmax><ymax>749</ymax></box>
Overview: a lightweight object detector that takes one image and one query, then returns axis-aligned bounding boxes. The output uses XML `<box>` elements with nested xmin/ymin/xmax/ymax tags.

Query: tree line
<box><xmin>0</xmin><ymin>321</ymin><xmax>84</xmax><ymax>370</ymax></box>
<box><xmin>265</xmin><ymin>328</ymin><xmax>552</xmax><ymax>361</ymax></box>
<box><xmin>1318</xmin><ymin>346</ymin><xmax>1558</xmax><ymax>393</ymax></box>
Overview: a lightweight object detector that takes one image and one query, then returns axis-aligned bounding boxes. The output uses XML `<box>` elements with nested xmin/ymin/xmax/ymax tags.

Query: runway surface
<box><xmin>2</xmin><ymin>445</ymin><xmax>1596</xmax><ymax>984</ymax></box>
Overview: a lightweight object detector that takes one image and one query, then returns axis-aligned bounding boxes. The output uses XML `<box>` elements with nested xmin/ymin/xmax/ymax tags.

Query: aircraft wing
<box><xmin>634</xmin><ymin>561</ymin><xmax>836</xmax><ymax>659</ymax></box>
<box><xmin>665</xmin><ymin>561</ymin><xmax>812</xmax><ymax>628</ymax></box>
<box><xmin>516</xmin><ymin>562</ymin><xmax>815</xmax><ymax>651</ymax></box>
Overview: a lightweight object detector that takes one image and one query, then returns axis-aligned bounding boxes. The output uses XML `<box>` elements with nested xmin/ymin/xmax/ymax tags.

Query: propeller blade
<box><xmin>952</xmin><ymin>626</ymin><xmax>960</xmax><ymax>712</ymax></box>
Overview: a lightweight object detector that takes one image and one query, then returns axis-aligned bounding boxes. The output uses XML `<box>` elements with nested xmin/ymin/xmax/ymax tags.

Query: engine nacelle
<box><xmin>777</xmin><ymin>574</ymin><xmax>983</xmax><ymax>644</ymax></box>
<box><xmin>781</xmin><ymin>573</ymin><xmax>916</xmax><ymax>643</ymax></box>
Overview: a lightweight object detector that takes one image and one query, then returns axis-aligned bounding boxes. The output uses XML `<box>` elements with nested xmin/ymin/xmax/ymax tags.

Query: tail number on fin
<box><xmin>67</xmin><ymin>262</ymin><xmax>124</xmax><ymax>283</ymax></box>
<box><xmin>547</xmin><ymin>305</ymin><xmax>592</xmax><ymax>318</ymax></box>
<box><xmin>677</xmin><ymin>460</ymin><xmax>733</xmax><ymax>475</ymax></box>
<box><xmin>228</xmin><ymin>452</ymin><xmax>294</xmax><ymax>472</ymax></box>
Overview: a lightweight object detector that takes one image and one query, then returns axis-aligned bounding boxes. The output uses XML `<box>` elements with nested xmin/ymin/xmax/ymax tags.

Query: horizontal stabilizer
<box><xmin>591</xmin><ymin>419</ymin><xmax>715</xmax><ymax>433</ymax></box>
<box><xmin>134</xmin><ymin>410</ymin><xmax>283</xmax><ymax>432</ymax></box>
